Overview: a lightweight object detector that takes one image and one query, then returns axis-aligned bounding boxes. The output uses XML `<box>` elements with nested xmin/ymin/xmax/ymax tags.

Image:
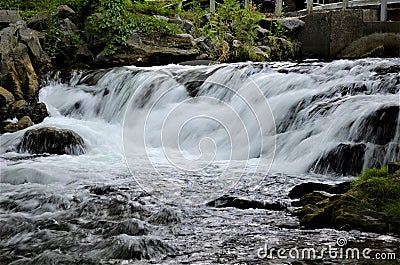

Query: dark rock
<box><xmin>3</xmin><ymin>116</ymin><xmax>33</xmax><ymax>133</ymax></box>
<box><xmin>96</xmin><ymin>235</ymin><xmax>173</xmax><ymax>260</ymax></box>
<box><xmin>0</xmin><ymin>10</ymin><xmax>21</xmax><ymax>29</ymax></box>
<box><xmin>311</xmin><ymin>143</ymin><xmax>366</xmax><ymax>176</ymax></box>
<box><xmin>52</xmin><ymin>18</ymin><xmax>77</xmax><ymax>66</ymax></box>
<box><xmin>75</xmin><ymin>44</ymin><xmax>94</xmax><ymax>64</ymax></box>
<box><xmin>294</xmin><ymin>204</ymin><xmax>319</xmax><ymax>218</ymax></box>
<box><xmin>29</xmin><ymin>102</ymin><xmax>48</xmax><ymax>124</ymax></box>
<box><xmin>168</xmin><ymin>18</ymin><xmax>194</xmax><ymax>34</ymax></box>
<box><xmin>147</xmin><ymin>208</ymin><xmax>181</xmax><ymax>225</ymax></box>
<box><xmin>289</xmin><ymin>181</ymin><xmax>351</xmax><ymax>199</ymax></box>
<box><xmin>256</xmin><ymin>26</ymin><xmax>269</xmax><ymax>39</ymax></box>
<box><xmin>194</xmin><ymin>36</ymin><xmax>214</xmax><ymax>53</ymax></box>
<box><xmin>94</xmin><ymin>33</ymin><xmax>199</xmax><ymax>67</ymax></box>
<box><xmin>199</xmin><ymin>13</ymin><xmax>211</xmax><ymax>28</ymax></box>
<box><xmin>352</xmin><ymin>105</ymin><xmax>399</xmax><ymax>145</ymax></box>
<box><xmin>78</xmin><ymin>69</ymin><xmax>109</xmax><ymax>86</ymax></box>
<box><xmin>18</xmin><ymin>127</ymin><xmax>86</xmax><ymax>155</ymax></box>
<box><xmin>9</xmin><ymin>100</ymin><xmax>47</xmax><ymax>124</ymax></box>
<box><xmin>106</xmin><ymin>219</ymin><xmax>150</xmax><ymax>237</ymax></box>
<box><xmin>89</xmin><ymin>185</ymin><xmax>118</xmax><ymax>196</ymax></box>
<box><xmin>207</xmin><ymin>195</ymin><xmax>286</xmax><ymax>211</ymax></box>
<box><xmin>57</xmin><ymin>5</ymin><xmax>75</xmax><ymax>20</ymax></box>
<box><xmin>292</xmin><ymin>191</ymin><xmax>330</xmax><ymax>207</ymax></box>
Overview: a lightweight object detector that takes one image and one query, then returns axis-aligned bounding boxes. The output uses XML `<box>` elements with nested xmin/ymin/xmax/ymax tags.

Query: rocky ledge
<box><xmin>290</xmin><ymin>169</ymin><xmax>400</xmax><ymax>235</ymax></box>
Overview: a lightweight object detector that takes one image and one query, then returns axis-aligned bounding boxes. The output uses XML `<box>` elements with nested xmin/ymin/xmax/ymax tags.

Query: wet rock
<box><xmin>9</xmin><ymin>100</ymin><xmax>48</xmax><ymax>124</ymax></box>
<box><xmin>207</xmin><ymin>195</ymin><xmax>286</xmax><ymax>211</ymax></box>
<box><xmin>312</xmin><ymin>143</ymin><xmax>366</xmax><ymax>176</ymax></box>
<box><xmin>89</xmin><ymin>185</ymin><xmax>117</xmax><ymax>196</ymax></box>
<box><xmin>53</xmin><ymin>18</ymin><xmax>77</xmax><ymax>66</ymax></box>
<box><xmin>95</xmin><ymin>32</ymin><xmax>199</xmax><ymax>67</ymax></box>
<box><xmin>292</xmin><ymin>191</ymin><xmax>330</xmax><ymax>207</ymax></box>
<box><xmin>147</xmin><ymin>208</ymin><xmax>181</xmax><ymax>225</ymax></box>
<box><xmin>289</xmin><ymin>181</ymin><xmax>351</xmax><ymax>199</ymax></box>
<box><xmin>352</xmin><ymin>105</ymin><xmax>399</xmax><ymax>145</ymax></box>
<box><xmin>18</xmin><ymin>127</ymin><xmax>86</xmax><ymax>155</ymax></box>
<box><xmin>106</xmin><ymin>219</ymin><xmax>151</xmax><ymax>236</ymax></box>
<box><xmin>300</xmin><ymin>194</ymin><xmax>391</xmax><ymax>234</ymax></box>
<box><xmin>95</xmin><ymin>234</ymin><xmax>173</xmax><ymax>260</ymax></box>
<box><xmin>3</xmin><ymin>116</ymin><xmax>33</xmax><ymax>133</ymax></box>
<box><xmin>0</xmin><ymin>10</ymin><xmax>21</xmax><ymax>29</ymax></box>
<box><xmin>27</xmin><ymin>12</ymin><xmax>48</xmax><ymax>31</ymax></box>
<box><xmin>78</xmin><ymin>69</ymin><xmax>109</xmax><ymax>86</ymax></box>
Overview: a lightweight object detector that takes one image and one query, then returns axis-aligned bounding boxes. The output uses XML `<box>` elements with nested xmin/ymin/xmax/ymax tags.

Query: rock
<box><xmin>258</xmin><ymin>36</ymin><xmax>294</xmax><ymax>61</ymax></box>
<box><xmin>29</xmin><ymin>102</ymin><xmax>48</xmax><ymax>124</ymax></box>
<box><xmin>27</xmin><ymin>12</ymin><xmax>48</xmax><ymax>31</ymax></box>
<box><xmin>312</xmin><ymin>143</ymin><xmax>366</xmax><ymax>176</ymax></box>
<box><xmin>289</xmin><ymin>181</ymin><xmax>351</xmax><ymax>199</ymax></box>
<box><xmin>0</xmin><ymin>27</ymin><xmax>39</xmax><ymax>102</ymax></box>
<box><xmin>146</xmin><ymin>208</ymin><xmax>181</xmax><ymax>225</ymax></box>
<box><xmin>292</xmin><ymin>191</ymin><xmax>330</xmax><ymax>207</ymax></box>
<box><xmin>18</xmin><ymin>127</ymin><xmax>86</xmax><ymax>155</ymax></box>
<box><xmin>294</xmin><ymin>204</ymin><xmax>319</xmax><ymax>219</ymax></box>
<box><xmin>0</xmin><ymin>87</ymin><xmax>15</xmax><ymax>119</ymax></box>
<box><xmin>207</xmin><ymin>195</ymin><xmax>286</xmax><ymax>211</ymax></box>
<box><xmin>3</xmin><ymin>116</ymin><xmax>33</xmax><ymax>133</ymax></box>
<box><xmin>352</xmin><ymin>105</ymin><xmax>399</xmax><ymax>145</ymax></box>
<box><xmin>194</xmin><ymin>37</ymin><xmax>214</xmax><ymax>53</ymax></box>
<box><xmin>256</xmin><ymin>26</ymin><xmax>269</xmax><ymax>39</ymax></box>
<box><xmin>259</xmin><ymin>18</ymin><xmax>305</xmax><ymax>39</ymax></box>
<box><xmin>57</xmin><ymin>5</ymin><xmax>75</xmax><ymax>20</ymax></box>
<box><xmin>338</xmin><ymin>33</ymin><xmax>400</xmax><ymax>59</ymax></box>
<box><xmin>0</xmin><ymin>87</ymin><xmax>15</xmax><ymax>106</ymax></box>
<box><xmin>74</xmin><ymin>44</ymin><xmax>94</xmax><ymax>64</ymax></box>
<box><xmin>18</xmin><ymin>27</ymin><xmax>50</xmax><ymax>70</ymax></box>
<box><xmin>94</xmin><ymin>32</ymin><xmax>199</xmax><ymax>67</ymax></box>
<box><xmin>299</xmin><ymin>194</ymin><xmax>392</xmax><ymax>234</ymax></box>
<box><xmin>0</xmin><ymin>10</ymin><xmax>21</xmax><ymax>29</ymax></box>
<box><xmin>199</xmin><ymin>13</ymin><xmax>211</xmax><ymax>28</ymax></box>
<box><xmin>53</xmin><ymin>18</ymin><xmax>77</xmax><ymax>66</ymax></box>
<box><xmin>9</xmin><ymin>100</ymin><xmax>47</xmax><ymax>123</ymax></box>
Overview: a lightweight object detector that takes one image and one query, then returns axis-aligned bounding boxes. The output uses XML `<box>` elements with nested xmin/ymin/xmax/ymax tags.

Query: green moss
<box><xmin>351</xmin><ymin>166</ymin><xmax>400</xmax><ymax>220</ymax></box>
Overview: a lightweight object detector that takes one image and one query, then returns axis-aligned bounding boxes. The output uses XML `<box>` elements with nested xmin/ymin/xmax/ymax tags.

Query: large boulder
<box><xmin>0</xmin><ymin>86</ymin><xmax>15</xmax><ymax>120</ymax></box>
<box><xmin>9</xmin><ymin>100</ymin><xmax>48</xmax><ymax>124</ymax></box>
<box><xmin>18</xmin><ymin>127</ymin><xmax>86</xmax><ymax>155</ymax></box>
<box><xmin>94</xmin><ymin>32</ymin><xmax>199</xmax><ymax>67</ymax></box>
<box><xmin>0</xmin><ymin>26</ymin><xmax>39</xmax><ymax>102</ymax></box>
<box><xmin>18</xmin><ymin>27</ymin><xmax>51</xmax><ymax>71</ymax></box>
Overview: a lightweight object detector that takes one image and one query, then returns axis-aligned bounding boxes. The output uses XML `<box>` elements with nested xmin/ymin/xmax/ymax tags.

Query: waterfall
<box><xmin>2</xmin><ymin>58</ymin><xmax>399</xmax><ymax>177</ymax></box>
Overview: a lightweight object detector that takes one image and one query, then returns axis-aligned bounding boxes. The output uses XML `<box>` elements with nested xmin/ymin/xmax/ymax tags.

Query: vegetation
<box><xmin>0</xmin><ymin>0</ymin><xmax>293</xmax><ymax>62</ymax></box>
<box><xmin>351</xmin><ymin>166</ymin><xmax>400</xmax><ymax>220</ymax></box>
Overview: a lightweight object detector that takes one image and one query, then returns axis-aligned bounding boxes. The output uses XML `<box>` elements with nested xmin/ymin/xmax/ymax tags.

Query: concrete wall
<box><xmin>299</xmin><ymin>9</ymin><xmax>400</xmax><ymax>58</ymax></box>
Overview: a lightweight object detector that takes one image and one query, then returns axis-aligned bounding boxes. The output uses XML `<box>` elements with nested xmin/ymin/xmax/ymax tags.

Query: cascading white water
<box><xmin>3</xmin><ymin>58</ymin><xmax>396</xmax><ymax>176</ymax></box>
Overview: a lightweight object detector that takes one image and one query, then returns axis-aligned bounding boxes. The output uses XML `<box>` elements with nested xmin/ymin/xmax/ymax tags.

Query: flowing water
<box><xmin>0</xmin><ymin>58</ymin><xmax>399</xmax><ymax>264</ymax></box>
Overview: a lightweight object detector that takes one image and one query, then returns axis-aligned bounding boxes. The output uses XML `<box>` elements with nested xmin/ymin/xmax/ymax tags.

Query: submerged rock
<box><xmin>207</xmin><ymin>195</ymin><xmax>286</xmax><ymax>211</ymax></box>
<box><xmin>18</xmin><ymin>127</ymin><xmax>86</xmax><ymax>155</ymax></box>
<box><xmin>311</xmin><ymin>143</ymin><xmax>366</xmax><ymax>176</ymax></box>
<box><xmin>147</xmin><ymin>208</ymin><xmax>181</xmax><ymax>225</ymax></box>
